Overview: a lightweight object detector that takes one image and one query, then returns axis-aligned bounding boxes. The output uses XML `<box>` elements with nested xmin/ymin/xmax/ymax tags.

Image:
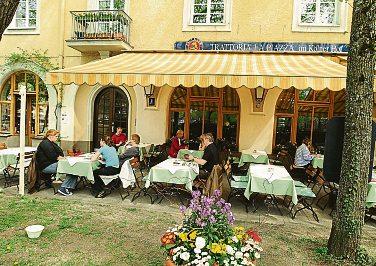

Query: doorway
<box><xmin>15</xmin><ymin>95</ymin><xmax>36</xmax><ymax>146</ymax></box>
<box><xmin>93</xmin><ymin>87</ymin><xmax>129</xmax><ymax>148</ymax></box>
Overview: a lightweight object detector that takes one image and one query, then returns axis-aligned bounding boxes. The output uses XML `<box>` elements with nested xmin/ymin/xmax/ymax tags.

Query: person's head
<box><xmin>176</xmin><ymin>130</ymin><xmax>184</xmax><ymax>139</ymax></box>
<box><xmin>100</xmin><ymin>136</ymin><xmax>114</xmax><ymax>147</ymax></box>
<box><xmin>45</xmin><ymin>129</ymin><xmax>59</xmax><ymax>142</ymax></box>
<box><xmin>202</xmin><ymin>133</ymin><xmax>214</xmax><ymax>147</ymax></box>
<box><xmin>131</xmin><ymin>134</ymin><xmax>140</xmax><ymax>144</ymax></box>
<box><xmin>302</xmin><ymin>137</ymin><xmax>311</xmax><ymax>146</ymax></box>
<box><xmin>116</xmin><ymin>127</ymin><xmax>123</xmax><ymax>135</ymax></box>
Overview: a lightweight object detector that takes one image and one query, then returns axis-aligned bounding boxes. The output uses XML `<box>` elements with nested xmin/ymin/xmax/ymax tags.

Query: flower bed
<box><xmin>161</xmin><ymin>190</ymin><xmax>263</xmax><ymax>266</ymax></box>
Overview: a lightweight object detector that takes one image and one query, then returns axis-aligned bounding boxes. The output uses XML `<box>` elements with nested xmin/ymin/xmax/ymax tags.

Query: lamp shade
<box><xmin>144</xmin><ymin>85</ymin><xmax>155</xmax><ymax>97</ymax></box>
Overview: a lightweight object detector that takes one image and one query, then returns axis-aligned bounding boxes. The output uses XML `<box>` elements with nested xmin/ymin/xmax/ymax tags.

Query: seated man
<box><xmin>118</xmin><ymin>133</ymin><xmax>140</xmax><ymax>166</ymax></box>
<box><xmin>188</xmin><ymin>133</ymin><xmax>219</xmax><ymax>179</ymax></box>
<box><xmin>294</xmin><ymin>137</ymin><xmax>314</xmax><ymax>168</ymax></box>
<box><xmin>111</xmin><ymin>127</ymin><xmax>127</xmax><ymax>150</ymax></box>
<box><xmin>168</xmin><ymin>129</ymin><xmax>187</xmax><ymax>158</ymax></box>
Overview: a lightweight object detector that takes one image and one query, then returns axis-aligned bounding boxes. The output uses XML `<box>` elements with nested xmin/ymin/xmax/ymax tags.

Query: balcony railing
<box><xmin>70</xmin><ymin>10</ymin><xmax>131</xmax><ymax>44</ymax></box>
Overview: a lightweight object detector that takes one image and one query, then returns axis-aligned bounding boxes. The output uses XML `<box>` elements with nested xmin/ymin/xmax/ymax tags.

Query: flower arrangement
<box><xmin>161</xmin><ymin>190</ymin><xmax>263</xmax><ymax>266</ymax></box>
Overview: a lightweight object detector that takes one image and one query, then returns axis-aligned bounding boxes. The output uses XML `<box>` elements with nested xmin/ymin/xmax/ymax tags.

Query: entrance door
<box><xmin>189</xmin><ymin>99</ymin><xmax>219</xmax><ymax>140</ymax></box>
<box><xmin>93</xmin><ymin>87</ymin><xmax>129</xmax><ymax>148</ymax></box>
<box><xmin>15</xmin><ymin>95</ymin><xmax>36</xmax><ymax>146</ymax></box>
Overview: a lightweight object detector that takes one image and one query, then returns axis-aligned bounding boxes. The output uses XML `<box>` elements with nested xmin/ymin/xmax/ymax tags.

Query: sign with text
<box><xmin>174</xmin><ymin>40</ymin><xmax>349</xmax><ymax>53</ymax></box>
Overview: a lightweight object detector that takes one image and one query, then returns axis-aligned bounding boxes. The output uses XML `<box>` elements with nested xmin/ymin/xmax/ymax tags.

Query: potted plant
<box><xmin>161</xmin><ymin>190</ymin><xmax>263</xmax><ymax>265</ymax></box>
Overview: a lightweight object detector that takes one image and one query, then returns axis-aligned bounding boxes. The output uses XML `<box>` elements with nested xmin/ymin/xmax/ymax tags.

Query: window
<box><xmin>191</xmin><ymin>0</ymin><xmax>225</xmax><ymax>24</ymax></box>
<box><xmin>300</xmin><ymin>0</ymin><xmax>338</xmax><ymax>25</ymax></box>
<box><xmin>0</xmin><ymin>72</ymin><xmax>49</xmax><ymax>137</ymax></box>
<box><xmin>183</xmin><ymin>0</ymin><xmax>232</xmax><ymax>31</ymax></box>
<box><xmin>292</xmin><ymin>0</ymin><xmax>348</xmax><ymax>32</ymax></box>
<box><xmin>98</xmin><ymin>0</ymin><xmax>125</xmax><ymax>10</ymax></box>
<box><xmin>11</xmin><ymin>0</ymin><xmax>37</xmax><ymax>29</ymax></box>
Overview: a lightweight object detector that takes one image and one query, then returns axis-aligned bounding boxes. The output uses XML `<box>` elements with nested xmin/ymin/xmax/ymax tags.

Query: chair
<box><xmin>315</xmin><ymin>171</ymin><xmax>339</xmax><ymax>212</ymax></box>
<box><xmin>98</xmin><ymin>162</ymin><xmax>132</xmax><ymax>200</ymax></box>
<box><xmin>0</xmin><ymin>142</ymin><xmax>7</xmax><ymax>150</ymax></box>
<box><xmin>130</xmin><ymin>156</ymin><xmax>153</xmax><ymax>203</ymax></box>
<box><xmin>204</xmin><ymin>164</ymin><xmax>224</xmax><ymax>197</ymax></box>
<box><xmin>3</xmin><ymin>151</ymin><xmax>35</xmax><ymax>188</ymax></box>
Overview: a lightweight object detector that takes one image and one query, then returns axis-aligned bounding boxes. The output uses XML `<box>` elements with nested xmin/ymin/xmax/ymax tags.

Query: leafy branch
<box><xmin>4</xmin><ymin>47</ymin><xmax>58</xmax><ymax>71</ymax></box>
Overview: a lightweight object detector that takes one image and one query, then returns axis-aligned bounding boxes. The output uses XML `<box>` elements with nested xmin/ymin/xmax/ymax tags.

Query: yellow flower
<box><xmin>236</xmin><ymin>234</ymin><xmax>244</xmax><ymax>240</ymax></box>
<box><xmin>179</xmin><ymin>232</ymin><xmax>188</xmax><ymax>242</ymax></box>
<box><xmin>234</xmin><ymin>226</ymin><xmax>244</xmax><ymax>232</ymax></box>
<box><xmin>189</xmin><ymin>230</ymin><xmax>197</xmax><ymax>240</ymax></box>
<box><xmin>210</xmin><ymin>243</ymin><xmax>226</xmax><ymax>254</ymax></box>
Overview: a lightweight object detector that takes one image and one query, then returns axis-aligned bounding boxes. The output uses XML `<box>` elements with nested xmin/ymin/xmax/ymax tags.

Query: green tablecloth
<box><xmin>144</xmin><ymin>159</ymin><xmax>199</xmax><ymax>191</ymax></box>
<box><xmin>0</xmin><ymin>147</ymin><xmax>36</xmax><ymax>171</ymax></box>
<box><xmin>56</xmin><ymin>159</ymin><xmax>102</xmax><ymax>182</ymax></box>
<box><xmin>177</xmin><ymin>149</ymin><xmax>204</xmax><ymax>159</ymax></box>
<box><xmin>366</xmin><ymin>182</ymin><xmax>376</xmax><ymax>208</ymax></box>
<box><xmin>244</xmin><ymin>165</ymin><xmax>298</xmax><ymax>205</ymax></box>
<box><xmin>312</xmin><ymin>156</ymin><xmax>324</xmax><ymax>168</ymax></box>
<box><xmin>238</xmin><ymin>153</ymin><xmax>269</xmax><ymax>167</ymax></box>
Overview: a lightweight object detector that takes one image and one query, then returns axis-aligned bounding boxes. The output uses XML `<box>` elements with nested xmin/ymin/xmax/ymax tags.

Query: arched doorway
<box><xmin>0</xmin><ymin>71</ymin><xmax>49</xmax><ymax>145</ymax></box>
<box><xmin>93</xmin><ymin>86</ymin><xmax>129</xmax><ymax>147</ymax></box>
<box><xmin>168</xmin><ymin>86</ymin><xmax>240</xmax><ymax>149</ymax></box>
<box><xmin>274</xmin><ymin>87</ymin><xmax>346</xmax><ymax>150</ymax></box>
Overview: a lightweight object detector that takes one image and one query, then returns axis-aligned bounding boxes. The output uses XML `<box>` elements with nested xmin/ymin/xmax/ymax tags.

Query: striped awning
<box><xmin>46</xmin><ymin>51</ymin><xmax>364</xmax><ymax>91</ymax></box>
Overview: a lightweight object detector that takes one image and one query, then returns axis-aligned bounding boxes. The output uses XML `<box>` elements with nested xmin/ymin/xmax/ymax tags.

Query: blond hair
<box><xmin>45</xmin><ymin>129</ymin><xmax>59</xmax><ymax>138</ymax></box>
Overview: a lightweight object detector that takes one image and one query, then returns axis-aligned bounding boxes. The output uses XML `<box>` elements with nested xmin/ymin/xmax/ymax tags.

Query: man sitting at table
<box><xmin>91</xmin><ymin>136</ymin><xmax>120</xmax><ymax>198</ymax></box>
<box><xmin>188</xmin><ymin>133</ymin><xmax>219</xmax><ymax>179</ymax></box>
<box><xmin>295</xmin><ymin>137</ymin><xmax>314</xmax><ymax>168</ymax></box>
<box><xmin>111</xmin><ymin>127</ymin><xmax>127</xmax><ymax>150</ymax></box>
<box><xmin>119</xmin><ymin>133</ymin><xmax>141</xmax><ymax>166</ymax></box>
<box><xmin>168</xmin><ymin>129</ymin><xmax>187</xmax><ymax>158</ymax></box>
<box><xmin>36</xmin><ymin>129</ymin><xmax>77</xmax><ymax>196</ymax></box>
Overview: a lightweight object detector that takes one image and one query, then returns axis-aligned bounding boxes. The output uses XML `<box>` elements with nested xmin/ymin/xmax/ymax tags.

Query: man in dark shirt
<box><xmin>188</xmin><ymin>133</ymin><xmax>219</xmax><ymax>178</ymax></box>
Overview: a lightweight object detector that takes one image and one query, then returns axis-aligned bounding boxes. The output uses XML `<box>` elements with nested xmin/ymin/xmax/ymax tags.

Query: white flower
<box><xmin>226</xmin><ymin>245</ymin><xmax>235</xmax><ymax>255</ymax></box>
<box><xmin>194</xmin><ymin>248</ymin><xmax>201</xmax><ymax>254</ymax></box>
<box><xmin>241</xmin><ymin>247</ymin><xmax>246</xmax><ymax>252</ymax></box>
<box><xmin>235</xmin><ymin>251</ymin><xmax>243</xmax><ymax>259</ymax></box>
<box><xmin>231</xmin><ymin>236</ymin><xmax>239</xmax><ymax>243</ymax></box>
<box><xmin>254</xmin><ymin>252</ymin><xmax>261</xmax><ymax>259</ymax></box>
<box><xmin>244</xmin><ymin>253</ymin><xmax>250</xmax><ymax>258</ymax></box>
<box><xmin>180</xmin><ymin>252</ymin><xmax>190</xmax><ymax>261</ymax></box>
<box><xmin>204</xmin><ymin>263</ymin><xmax>209</xmax><ymax>266</ymax></box>
<box><xmin>173</xmin><ymin>255</ymin><xmax>177</xmax><ymax>261</ymax></box>
<box><xmin>201</xmin><ymin>252</ymin><xmax>208</xmax><ymax>256</ymax></box>
<box><xmin>195</xmin><ymin>237</ymin><xmax>206</xmax><ymax>249</ymax></box>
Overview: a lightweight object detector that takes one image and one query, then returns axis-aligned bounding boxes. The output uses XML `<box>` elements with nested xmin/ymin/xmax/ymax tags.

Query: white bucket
<box><xmin>25</xmin><ymin>225</ymin><xmax>45</xmax><ymax>239</ymax></box>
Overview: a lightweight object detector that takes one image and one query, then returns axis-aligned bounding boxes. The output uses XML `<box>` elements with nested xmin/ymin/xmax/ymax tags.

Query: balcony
<box><xmin>66</xmin><ymin>10</ymin><xmax>132</xmax><ymax>54</ymax></box>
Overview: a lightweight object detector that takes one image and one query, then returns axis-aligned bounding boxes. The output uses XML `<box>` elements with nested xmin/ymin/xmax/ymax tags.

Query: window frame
<box><xmin>298</xmin><ymin>0</ymin><xmax>339</xmax><ymax>27</ymax></box>
<box><xmin>189</xmin><ymin>0</ymin><xmax>226</xmax><ymax>26</ymax></box>
<box><xmin>292</xmin><ymin>0</ymin><xmax>348</xmax><ymax>33</ymax></box>
<box><xmin>182</xmin><ymin>0</ymin><xmax>232</xmax><ymax>32</ymax></box>
<box><xmin>7</xmin><ymin>0</ymin><xmax>38</xmax><ymax>30</ymax></box>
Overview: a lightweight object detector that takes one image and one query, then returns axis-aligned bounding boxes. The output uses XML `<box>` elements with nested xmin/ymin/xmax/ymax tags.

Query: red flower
<box><xmin>246</xmin><ymin>230</ymin><xmax>262</xmax><ymax>243</ymax></box>
<box><xmin>161</xmin><ymin>232</ymin><xmax>176</xmax><ymax>246</ymax></box>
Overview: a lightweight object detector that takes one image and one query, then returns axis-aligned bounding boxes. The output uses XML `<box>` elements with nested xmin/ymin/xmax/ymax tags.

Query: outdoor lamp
<box><xmin>255</xmin><ymin>87</ymin><xmax>266</xmax><ymax>108</ymax></box>
<box><xmin>143</xmin><ymin>85</ymin><xmax>155</xmax><ymax>98</ymax></box>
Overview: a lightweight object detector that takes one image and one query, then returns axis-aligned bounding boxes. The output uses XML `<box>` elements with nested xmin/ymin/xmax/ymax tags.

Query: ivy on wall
<box><xmin>4</xmin><ymin>47</ymin><xmax>58</xmax><ymax>71</ymax></box>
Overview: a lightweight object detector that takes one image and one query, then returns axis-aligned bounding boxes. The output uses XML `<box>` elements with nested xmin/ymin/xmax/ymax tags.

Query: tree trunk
<box><xmin>328</xmin><ymin>0</ymin><xmax>375</xmax><ymax>260</ymax></box>
<box><xmin>0</xmin><ymin>0</ymin><xmax>20</xmax><ymax>41</ymax></box>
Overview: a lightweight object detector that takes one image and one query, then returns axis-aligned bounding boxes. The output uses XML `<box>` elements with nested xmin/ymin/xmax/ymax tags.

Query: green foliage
<box><xmin>4</xmin><ymin>48</ymin><xmax>58</xmax><ymax>71</ymax></box>
<box><xmin>355</xmin><ymin>247</ymin><xmax>376</xmax><ymax>266</ymax></box>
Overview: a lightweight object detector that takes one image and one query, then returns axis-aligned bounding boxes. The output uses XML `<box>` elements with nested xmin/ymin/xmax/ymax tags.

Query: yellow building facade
<box><xmin>0</xmin><ymin>0</ymin><xmax>356</xmax><ymax>152</ymax></box>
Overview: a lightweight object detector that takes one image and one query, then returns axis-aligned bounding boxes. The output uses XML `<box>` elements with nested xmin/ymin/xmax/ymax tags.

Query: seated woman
<box><xmin>91</xmin><ymin>136</ymin><xmax>120</xmax><ymax>198</ymax></box>
<box><xmin>188</xmin><ymin>133</ymin><xmax>219</xmax><ymax>179</ymax></box>
<box><xmin>36</xmin><ymin>129</ymin><xmax>76</xmax><ymax>196</ymax></box>
<box><xmin>119</xmin><ymin>133</ymin><xmax>140</xmax><ymax>166</ymax></box>
<box><xmin>168</xmin><ymin>130</ymin><xmax>186</xmax><ymax>158</ymax></box>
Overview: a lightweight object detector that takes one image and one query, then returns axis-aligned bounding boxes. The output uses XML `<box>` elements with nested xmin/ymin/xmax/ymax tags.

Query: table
<box><xmin>238</xmin><ymin>150</ymin><xmax>269</xmax><ymax>167</ymax></box>
<box><xmin>177</xmin><ymin>149</ymin><xmax>204</xmax><ymax>160</ymax></box>
<box><xmin>117</xmin><ymin>143</ymin><xmax>152</xmax><ymax>161</ymax></box>
<box><xmin>312</xmin><ymin>155</ymin><xmax>324</xmax><ymax>168</ymax></box>
<box><xmin>366</xmin><ymin>182</ymin><xmax>376</xmax><ymax>208</ymax></box>
<box><xmin>144</xmin><ymin>158</ymin><xmax>199</xmax><ymax>192</ymax></box>
<box><xmin>56</xmin><ymin>155</ymin><xmax>102</xmax><ymax>182</ymax></box>
<box><xmin>0</xmin><ymin>147</ymin><xmax>37</xmax><ymax>171</ymax></box>
<box><xmin>244</xmin><ymin>164</ymin><xmax>298</xmax><ymax>205</ymax></box>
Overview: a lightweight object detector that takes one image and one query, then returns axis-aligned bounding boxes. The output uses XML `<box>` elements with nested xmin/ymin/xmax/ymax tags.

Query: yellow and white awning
<box><xmin>46</xmin><ymin>51</ymin><xmax>366</xmax><ymax>91</ymax></box>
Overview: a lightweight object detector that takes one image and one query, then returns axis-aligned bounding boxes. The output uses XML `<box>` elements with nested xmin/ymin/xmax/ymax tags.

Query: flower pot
<box><xmin>165</xmin><ymin>258</ymin><xmax>175</xmax><ymax>266</ymax></box>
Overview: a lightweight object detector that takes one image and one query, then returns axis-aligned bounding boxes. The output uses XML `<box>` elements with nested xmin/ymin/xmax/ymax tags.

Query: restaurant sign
<box><xmin>175</xmin><ymin>38</ymin><xmax>349</xmax><ymax>53</ymax></box>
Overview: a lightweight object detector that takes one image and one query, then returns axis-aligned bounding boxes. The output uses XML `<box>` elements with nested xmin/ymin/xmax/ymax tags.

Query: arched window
<box><xmin>0</xmin><ymin>71</ymin><xmax>49</xmax><ymax>143</ymax></box>
<box><xmin>169</xmin><ymin>86</ymin><xmax>240</xmax><ymax>149</ymax></box>
<box><xmin>274</xmin><ymin>87</ymin><xmax>345</xmax><ymax>149</ymax></box>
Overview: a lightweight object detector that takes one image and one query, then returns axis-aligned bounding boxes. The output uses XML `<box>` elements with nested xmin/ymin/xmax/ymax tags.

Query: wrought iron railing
<box><xmin>70</xmin><ymin>10</ymin><xmax>131</xmax><ymax>43</ymax></box>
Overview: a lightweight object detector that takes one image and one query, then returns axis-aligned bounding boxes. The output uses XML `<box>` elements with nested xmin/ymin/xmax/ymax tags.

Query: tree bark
<box><xmin>328</xmin><ymin>0</ymin><xmax>375</xmax><ymax>260</ymax></box>
<box><xmin>0</xmin><ymin>0</ymin><xmax>20</xmax><ymax>41</ymax></box>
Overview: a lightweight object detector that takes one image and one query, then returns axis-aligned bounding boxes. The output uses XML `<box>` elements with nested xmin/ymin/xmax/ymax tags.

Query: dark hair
<box><xmin>101</xmin><ymin>136</ymin><xmax>114</xmax><ymax>147</ymax></box>
<box><xmin>131</xmin><ymin>134</ymin><xmax>140</xmax><ymax>144</ymax></box>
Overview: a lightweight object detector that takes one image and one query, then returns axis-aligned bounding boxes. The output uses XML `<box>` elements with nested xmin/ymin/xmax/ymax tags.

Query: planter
<box><xmin>164</xmin><ymin>259</ymin><xmax>224</xmax><ymax>266</ymax></box>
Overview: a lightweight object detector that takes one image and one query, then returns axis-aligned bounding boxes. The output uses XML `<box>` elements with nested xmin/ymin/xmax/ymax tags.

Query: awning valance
<box><xmin>46</xmin><ymin>51</ymin><xmax>363</xmax><ymax>91</ymax></box>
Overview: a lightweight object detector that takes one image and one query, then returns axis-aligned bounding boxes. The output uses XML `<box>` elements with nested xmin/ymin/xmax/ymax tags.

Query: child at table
<box><xmin>91</xmin><ymin>136</ymin><xmax>120</xmax><ymax>198</ymax></box>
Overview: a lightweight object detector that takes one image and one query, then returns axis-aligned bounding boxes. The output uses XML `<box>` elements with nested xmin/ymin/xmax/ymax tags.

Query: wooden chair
<box><xmin>0</xmin><ymin>142</ymin><xmax>7</xmax><ymax>150</ymax></box>
<box><xmin>315</xmin><ymin>171</ymin><xmax>339</xmax><ymax>212</ymax></box>
<box><xmin>3</xmin><ymin>151</ymin><xmax>35</xmax><ymax>188</ymax></box>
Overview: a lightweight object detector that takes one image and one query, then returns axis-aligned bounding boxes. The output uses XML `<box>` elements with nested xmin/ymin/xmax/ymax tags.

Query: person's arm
<box><xmin>91</xmin><ymin>150</ymin><xmax>101</xmax><ymax>161</ymax></box>
<box><xmin>188</xmin><ymin>154</ymin><xmax>207</xmax><ymax>166</ymax></box>
<box><xmin>302</xmin><ymin>146</ymin><xmax>313</xmax><ymax>161</ymax></box>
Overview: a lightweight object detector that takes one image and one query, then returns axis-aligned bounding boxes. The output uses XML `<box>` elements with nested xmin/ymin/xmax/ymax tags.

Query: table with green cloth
<box><xmin>366</xmin><ymin>182</ymin><xmax>376</xmax><ymax>208</ymax></box>
<box><xmin>238</xmin><ymin>150</ymin><xmax>269</xmax><ymax>167</ymax></box>
<box><xmin>244</xmin><ymin>164</ymin><xmax>298</xmax><ymax>205</ymax></box>
<box><xmin>117</xmin><ymin>143</ymin><xmax>152</xmax><ymax>161</ymax></box>
<box><xmin>312</xmin><ymin>155</ymin><xmax>324</xmax><ymax>168</ymax></box>
<box><xmin>56</xmin><ymin>155</ymin><xmax>102</xmax><ymax>182</ymax></box>
<box><xmin>144</xmin><ymin>158</ymin><xmax>199</xmax><ymax>191</ymax></box>
<box><xmin>177</xmin><ymin>149</ymin><xmax>204</xmax><ymax>159</ymax></box>
<box><xmin>0</xmin><ymin>147</ymin><xmax>36</xmax><ymax>171</ymax></box>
